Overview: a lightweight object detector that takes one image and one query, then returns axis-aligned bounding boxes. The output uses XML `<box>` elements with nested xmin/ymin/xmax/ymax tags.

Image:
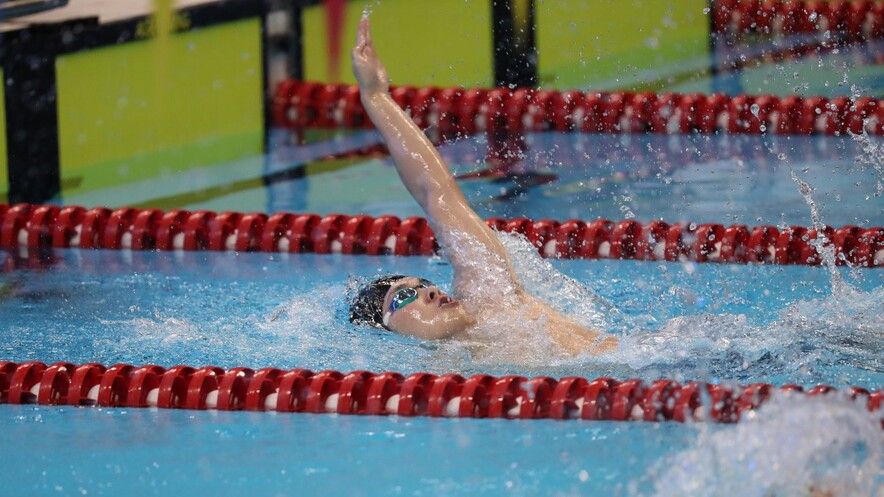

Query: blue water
<box><xmin>4</xmin><ymin>128</ymin><xmax>884</xmax><ymax>495</ymax></box>
<box><xmin>3</xmin><ymin>18</ymin><xmax>883</xmax><ymax>495</ymax></box>
<box><xmin>2</xmin><ymin>248</ymin><xmax>881</xmax><ymax>385</ymax></box>
<box><xmin>63</xmin><ymin>132</ymin><xmax>882</xmax><ymax>230</ymax></box>
<box><xmin>1</xmin><ymin>244</ymin><xmax>882</xmax><ymax>496</ymax></box>
<box><xmin>1</xmin><ymin>403</ymin><xmax>699</xmax><ymax>497</ymax></box>
<box><xmin>701</xmin><ymin>39</ymin><xmax>884</xmax><ymax>97</ymax></box>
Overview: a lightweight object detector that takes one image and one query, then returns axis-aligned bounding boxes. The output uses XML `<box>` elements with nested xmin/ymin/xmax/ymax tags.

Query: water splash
<box><xmin>93</xmin><ymin>285</ymin><xmax>411</xmax><ymax>370</ymax></box>
<box><xmin>440</xmin><ymin>230</ymin><xmax>883</xmax><ymax>379</ymax></box>
<box><xmin>362</xmin><ymin>0</ymin><xmax>382</xmax><ymax>17</ymax></box>
<box><xmin>496</xmin><ymin>230</ymin><xmax>625</xmax><ymax>332</ymax></box>
<box><xmin>750</xmin><ymin>103</ymin><xmax>760</xmax><ymax>119</ymax></box>
<box><xmin>789</xmin><ymin>169</ymin><xmax>847</xmax><ymax>296</ymax></box>
<box><xmin>600</xmin><ymin>284</ymin><xmax>884</xmax><ymax>382</ymax></box>
<box><xmin>847</xmin><ymin>84</ymin><xmax>884</xmax><ymax>198</ymax></box>
<box><xmin>765</xmin><ymin>105</ymin><xmax>870</xmax><ymax>301</ymax></box>
<box><xmin>639</xmin><ymin>393</ymin><xmax>884</xmax><ymax>497</ymax></box>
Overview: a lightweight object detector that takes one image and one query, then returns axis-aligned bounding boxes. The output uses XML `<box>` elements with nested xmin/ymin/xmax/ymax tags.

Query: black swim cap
<box><xmin>349</xmin><ymin>274</ymin><xmax>407</xmax><ymax>330</ymax></box>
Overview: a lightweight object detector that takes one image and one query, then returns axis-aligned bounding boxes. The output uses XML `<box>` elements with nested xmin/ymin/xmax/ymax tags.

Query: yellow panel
<box><xmin>537</xmin><ymin>0</ymin><xmax>709</xmax><ymax>91</ymax></box>
<box><xmin>304</xmin><ymin>0</ymin><xmax>493</xmax><ymax>88</ymax></box>
<box><xmin>0</xmin><ymin>68</ymin><xmax>6</xmax><ymax>199</ymax></box>
<box><xmin>56</xmin><ymin>18</ymin><xmax>264</xmax><ymax>195</ymax></box>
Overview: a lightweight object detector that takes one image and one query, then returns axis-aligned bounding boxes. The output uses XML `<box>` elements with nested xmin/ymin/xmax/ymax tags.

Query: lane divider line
<box><xmin>272</xmin><ymin>81</ymin><xmax>883</xmax><ymax>137</ymax></box>
<box><xmin>2</xmin><ymin>204</ymin><xmax>882</xmax><ymax>267</ymax></box>
<box><xmin>1</xmin><ymin>361</ymin><xmax>880</xmax><ymax>423</ymax></box>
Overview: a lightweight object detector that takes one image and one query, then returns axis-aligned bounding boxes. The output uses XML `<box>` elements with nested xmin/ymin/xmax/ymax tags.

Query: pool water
<box><xmin>1</xmin><ymin>247</ymin><xmax>882</xmax><ymax>496</ymax></box>
<box><xmin>2</xmin><ymin>245</ymin><xmax>882</xmax><ymax>384</ymax></box>
<box><xmin>4</xmin><ymin>119</ymin><xmax>884</xmax><ymax>495</ymax></box>
<box><xmin>4</xmin><ymin>68</ymin><xmax>884</xmax><ymax>497</ymax></box>
<box><xmin>61</xmin><ymin>131</ymin><xmax>881</xmax><ymax>230</ymax></box>
<box><xmin>0</xmin><ymin>403</ymin><xmax>705</xmax><ymax>496</ymax></box>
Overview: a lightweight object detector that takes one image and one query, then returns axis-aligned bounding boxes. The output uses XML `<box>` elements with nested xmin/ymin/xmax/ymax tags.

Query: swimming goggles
<box><xmin>383</xmin><ymin>279</ymin><xmax>432</xmax><ymax>327</ymax></box>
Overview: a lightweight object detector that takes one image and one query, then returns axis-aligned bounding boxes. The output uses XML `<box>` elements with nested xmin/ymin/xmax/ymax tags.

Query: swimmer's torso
<box><xmin>458</xmin><ymin>290</ymin><xmax>617</xmax><ymax>358</ymax></box>
<box><xmin>444</xmin><ymin>229</ymin><xmax>618</xmax><ymax>357</ymax></box>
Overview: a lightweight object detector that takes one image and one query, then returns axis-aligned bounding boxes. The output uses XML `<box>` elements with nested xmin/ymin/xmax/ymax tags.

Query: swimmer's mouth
<box><xmin>438</xmin><ymin>295</ymin><xmax>458</xmax><ymax>308</ymax></box>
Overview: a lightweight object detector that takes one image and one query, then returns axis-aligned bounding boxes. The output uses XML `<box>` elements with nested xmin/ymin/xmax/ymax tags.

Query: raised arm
<box><xmin>352</xmin><ymin>17</ymin><xmax>521</xmax><ymax>294</ymax></box>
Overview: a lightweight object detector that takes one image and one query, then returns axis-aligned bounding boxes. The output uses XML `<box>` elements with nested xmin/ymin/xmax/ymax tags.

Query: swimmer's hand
<box><xmin>352</xmin><ymin>17</ymin><xmax>390</xmax><ymax>96</ymax></box>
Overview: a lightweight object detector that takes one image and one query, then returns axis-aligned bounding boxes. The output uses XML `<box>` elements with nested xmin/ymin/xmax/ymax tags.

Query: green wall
<box><xmin>303</xmin><ymin>0</ymin><xmax>709</xmax><ymax>92</ymax></box>
<box><xmin>304</xmin><ymin>0</ymin><xmax>494</xmax><ymax>88</ymax></box>
<box><xmin>55</xmin><ymin>17</ymin><xmax>264</xmax><ymax>196</ymax></box>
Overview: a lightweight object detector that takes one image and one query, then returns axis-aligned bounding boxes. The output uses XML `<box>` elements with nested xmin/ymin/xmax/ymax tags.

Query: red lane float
<box><xmin>712</xmin><ymin>0</ymin><xmax>884</xmax><ymax>41</ymax></box>
<box><xmin>1</xmin><ymin>203</ymin><xmax>882</xmax><ymax>267</ymax></box>
<box><xmin>271</xmin><ymin>81</ymin><xmax>884</xmax><ymax>136</ymax></box>
<box><xmin>0</xmin><ymin>361</ymin><xmax>880</xmax><ymax>423</ymax></box>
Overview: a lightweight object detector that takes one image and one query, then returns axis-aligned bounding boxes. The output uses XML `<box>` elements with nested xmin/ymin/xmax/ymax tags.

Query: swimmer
<box><xmin>348</xmin><ymin>17</ymin><xmax>617</xmax><ymax>357</ymax></box>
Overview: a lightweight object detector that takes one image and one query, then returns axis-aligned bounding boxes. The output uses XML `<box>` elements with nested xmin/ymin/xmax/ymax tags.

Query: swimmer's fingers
<box><xmin>352</xmin><ymin>15</ymin><xmax>389</xmax><ymax>93</ymax></box>
<box><xmin>353</xmin><ymin>17</ymin><xmax>376</xmax><ymax>61</ymax></box>
<box><xmin>357</xmin><ymin>16</ymin><xmax>372</xmax><ymax>49</ymax></box>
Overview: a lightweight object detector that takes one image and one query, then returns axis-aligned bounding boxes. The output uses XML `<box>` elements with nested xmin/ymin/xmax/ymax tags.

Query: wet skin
<box><xmin>382</xmin><ymin>277</ymin><xmax>473</xmax><ymax>341</ymax></box>
<box><xmin>354</xmin><ymin>17</ymin><xmax>619</xmax><ymax>357</ymax></box>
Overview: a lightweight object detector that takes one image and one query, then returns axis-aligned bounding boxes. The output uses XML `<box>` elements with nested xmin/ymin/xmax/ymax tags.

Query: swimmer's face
<box><xmin>382</xmin><ymin>277</ymin><xmax>472</xmax><ymax>340</ymax></box>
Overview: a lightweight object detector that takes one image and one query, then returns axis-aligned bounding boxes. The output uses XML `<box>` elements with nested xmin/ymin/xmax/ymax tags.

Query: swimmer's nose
<box><xmin>423</xmin><ymin>285</ymin><xmax>439</xmax><ymax>302</ymax></box>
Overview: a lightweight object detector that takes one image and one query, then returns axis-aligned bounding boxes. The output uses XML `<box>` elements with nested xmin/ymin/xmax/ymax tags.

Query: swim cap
<box><xmin>349</xmin><ymin>274</ymin><xmax>407</xmax><ymax>330</ymax></box>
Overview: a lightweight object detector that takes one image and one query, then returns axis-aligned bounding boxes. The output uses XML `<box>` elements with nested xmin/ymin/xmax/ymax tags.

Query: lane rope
<box><xmin>2</xmin><ymin>203</ymin><xmax>882</xmax><ymax>267</ymax></box>
<box><xmin>712</xmin><ymin>0</ymin><xmax>884</xmax><ymax>40</ymax></box>
<box><xmin>272</xmin><ymin>81</ymin><xmax>884</xmax><ymax>137</ymax></box>
<box><xmin>1</xmin><ymin>361</ymin><xmax>880</xmax><ymax>423</ymax></box>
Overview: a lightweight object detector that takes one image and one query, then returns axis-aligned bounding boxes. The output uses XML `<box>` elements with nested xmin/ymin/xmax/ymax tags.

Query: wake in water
<box><xmin>636</xmin><ymin>393</ymin><xmax>884</xmax><ymax>497</ymax></box>
<box><xmin>603</xmin><ymin>286</ymin><xmax>884</xmax><ymax>382</ymax></box>
<box><xmin>71</xmin><ymin>217</ymin><xmax>877</xmax><ymax>387</ymax></box>
<box><xmin>89</xmin><ymin>228</ymin><xmax>880</xmax><ymax>382</ymax></box>
<box><xmin>505</xmin><ymin>234</ymin><xmax>881</xmax><ymax>382</ymax></box>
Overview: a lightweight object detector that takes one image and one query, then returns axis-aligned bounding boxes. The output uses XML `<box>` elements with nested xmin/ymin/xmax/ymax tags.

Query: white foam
<box><xmin>597</xmin><ymin>282</ymin><xmax>884</xmax><ymax>378</ymax></box>
<box><xmin>644</xmin><ymin>394</ymin><xmax>884</xmax><ymax>497</ymax></box>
